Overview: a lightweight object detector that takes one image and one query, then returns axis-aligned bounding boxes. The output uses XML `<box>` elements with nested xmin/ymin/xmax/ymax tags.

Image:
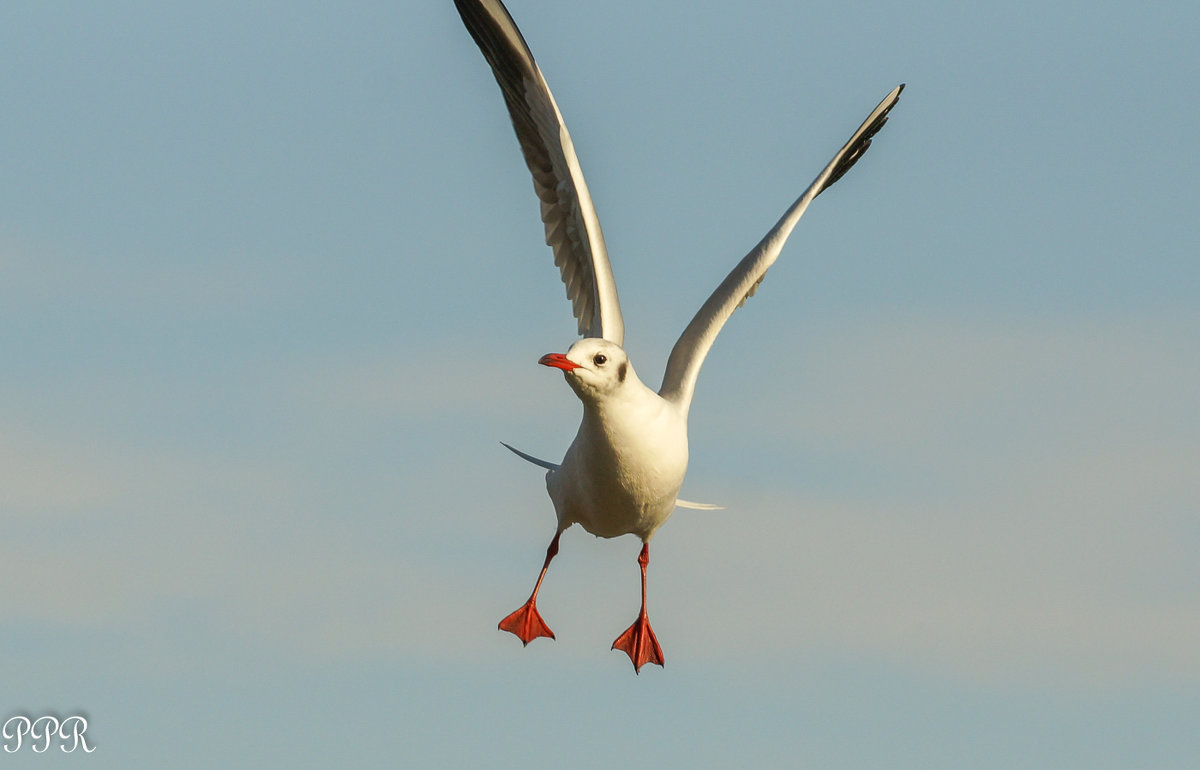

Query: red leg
<box><xmin>612</xmin><ymin>542</ymin><xmax>665</xmax><ymax>673</ymax></box>
<box><xmin>498</xmin><ymin>530</ymin><xmax>561</xmax><ymax>645</ymax></box>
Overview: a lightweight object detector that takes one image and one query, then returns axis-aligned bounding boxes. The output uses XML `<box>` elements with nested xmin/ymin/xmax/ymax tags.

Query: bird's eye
<box><xmin>592</xmin><ymin>354</ymin><xmax>607</xmax><ymax>366</ymax></box>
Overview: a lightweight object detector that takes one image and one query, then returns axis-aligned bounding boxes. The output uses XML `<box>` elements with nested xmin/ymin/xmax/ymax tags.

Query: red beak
<box><xmin>538</xmin><ymin>353</ymin><xmax>580</xmax><ymax>372</ymax></box>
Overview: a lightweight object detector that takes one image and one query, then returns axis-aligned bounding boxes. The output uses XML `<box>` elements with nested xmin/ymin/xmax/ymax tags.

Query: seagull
<box><xmin>453</xmin><ymin>0</ymin><xmax>902</xmax><ymax>672</ymax></box>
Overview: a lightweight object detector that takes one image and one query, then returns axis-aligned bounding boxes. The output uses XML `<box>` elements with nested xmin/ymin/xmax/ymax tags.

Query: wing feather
<box><xmin>658</xmin><ymin>85</ymin><xmax>904</xmax><ymax>410</ymax></box>
<box><xmin>455</xmin><ymin>0</ymin><xmax>624</xmax><ymax>344</ymax></box>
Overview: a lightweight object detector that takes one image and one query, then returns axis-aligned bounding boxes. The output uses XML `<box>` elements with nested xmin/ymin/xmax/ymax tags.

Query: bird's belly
<box><xmin>548</xmin><ymin>410</ymin><xmax>688</xmax><ymax>541</ymax></box>
<box><xmin>562</xmin><ymin>475</ymin><xmax>679</xmax><ymax>540</ymax></box>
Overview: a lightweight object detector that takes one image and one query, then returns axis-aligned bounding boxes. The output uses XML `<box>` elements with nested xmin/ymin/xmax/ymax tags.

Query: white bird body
<box><xmin>453</xmin><ymin>0</ymin><xmax>902</xmax><ymax>671</ymax></box>
<box><xmin>546</xmin><ymin>343</ymin><xmax>688</xmax><ymax>541</ymax></box>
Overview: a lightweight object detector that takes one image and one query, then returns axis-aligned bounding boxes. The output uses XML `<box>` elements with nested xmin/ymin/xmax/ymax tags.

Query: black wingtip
<box><xmin>454</xmin><ymin>0</ymin><xmax>540</xmax><ymax>89</ymax></box>
<box><xmin>816</xmin><ymin>83</ymin><xmax>904</xmax><ymax>195</ymax></box>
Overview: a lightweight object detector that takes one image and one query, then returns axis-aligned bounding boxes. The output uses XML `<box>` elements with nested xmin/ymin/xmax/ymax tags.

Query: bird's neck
<box><xmin>579</xmin><ymin>378</ymin><xmax>675</xmax><ymax>436</ymax></box>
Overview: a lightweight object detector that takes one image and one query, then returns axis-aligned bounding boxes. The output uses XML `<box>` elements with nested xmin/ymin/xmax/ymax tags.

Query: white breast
<box><xmin>548</xmin><ymin>392</ymin><xmax>688</xmax><ymax>540</ymax></box>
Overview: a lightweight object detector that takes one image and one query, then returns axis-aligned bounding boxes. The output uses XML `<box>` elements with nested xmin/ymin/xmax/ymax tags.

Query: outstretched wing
<box><xmin>455</xmin><ymin>0</ymin><xmax>624</xmax><ymax>344</ymax></box>
<box><xmin>658</xmin><ymin>84</ymin><xmax>903</xmax><ymax>411</ymax></box>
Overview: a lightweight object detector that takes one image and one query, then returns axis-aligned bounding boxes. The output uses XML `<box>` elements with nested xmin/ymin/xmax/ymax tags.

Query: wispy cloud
<box><xmin>670</xmin><ymin>315</ymin><xmax>1200</xmax><ymax>687</ymax></box>
<box><xmin>3</xmin><ymin>315</ymin><xmax>1196</xmax><ymax>691</ymax></box>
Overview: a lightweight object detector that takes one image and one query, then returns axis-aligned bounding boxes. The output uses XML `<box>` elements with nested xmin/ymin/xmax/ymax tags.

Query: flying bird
<box><xmin>453</xmin><ymin>0</ymin><xmax>902</xmax><ymax>672</ymax></box>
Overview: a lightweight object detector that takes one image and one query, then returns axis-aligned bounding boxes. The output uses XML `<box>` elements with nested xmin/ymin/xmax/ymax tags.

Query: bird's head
<box><xmin>539</xmin><ymin>338</ymin><xmax>637</xmax><ymax>402</ymax></box>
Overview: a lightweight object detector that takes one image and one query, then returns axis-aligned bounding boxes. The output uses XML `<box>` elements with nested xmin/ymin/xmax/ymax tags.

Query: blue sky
<box><xmin>2</xmin><ymin>0</ymin><xmax>1197</xmax><ymax>766</ymax></box>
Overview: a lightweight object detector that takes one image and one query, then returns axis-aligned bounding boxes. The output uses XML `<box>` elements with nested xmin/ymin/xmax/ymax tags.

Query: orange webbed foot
<box><xmin>499</xmin><ymin>599</ymin><xmax>555</xmax><ymax>646</ymax></box>
<box><xmin>612</xmin><ymin>610</ymin><xmax>664</xmax><ymax>673</ymax></box>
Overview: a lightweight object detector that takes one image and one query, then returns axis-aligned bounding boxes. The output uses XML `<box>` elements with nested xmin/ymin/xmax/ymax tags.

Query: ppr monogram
<box><xmin>3</xmin><ymin>715</ymin><xmax>94</xmax><ymax>753</ymax></box>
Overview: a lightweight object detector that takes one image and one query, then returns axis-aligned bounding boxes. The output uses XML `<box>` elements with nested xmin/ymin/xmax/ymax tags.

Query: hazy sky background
<box><xmin>2</xmin><ymin>0</ymin><xmax>1197</xmax><ymax>766</ymax></box>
